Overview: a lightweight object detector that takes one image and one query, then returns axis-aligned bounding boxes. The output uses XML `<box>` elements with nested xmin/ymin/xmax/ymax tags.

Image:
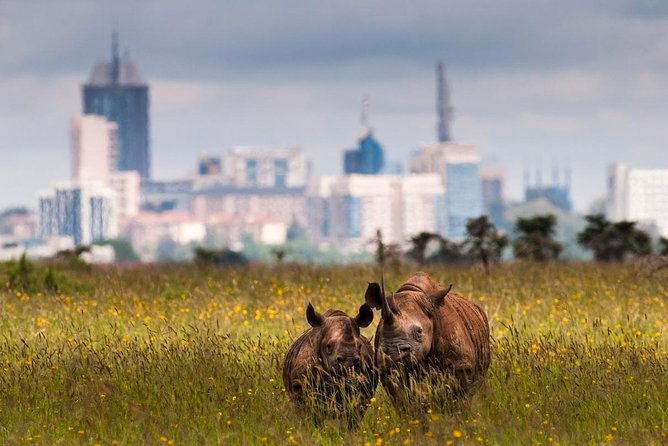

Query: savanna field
<box><xmin>1</xmin><ymin>262</ymin><xmax>667</xmax><ymax>445</ymax></box>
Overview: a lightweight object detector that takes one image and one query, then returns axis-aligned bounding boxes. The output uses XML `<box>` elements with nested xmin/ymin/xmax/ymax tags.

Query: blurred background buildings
<box><xmin>1</xmin><ymin>30</ymin><xmax>666</xmax><ymax>263</ymax></box>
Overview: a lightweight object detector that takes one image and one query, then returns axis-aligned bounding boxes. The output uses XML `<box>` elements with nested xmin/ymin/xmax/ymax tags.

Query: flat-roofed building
<box><xmin>607</xmin><ymin>163</ymin><xmax>668</xmax><ymax>236</ymax></box>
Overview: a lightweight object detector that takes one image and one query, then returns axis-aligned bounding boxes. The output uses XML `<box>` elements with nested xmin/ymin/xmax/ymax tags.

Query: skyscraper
<box><xmin>343</xmin><ymin>131</ymin><xmax>385</xmax><ymax>175</ymax></box>
<box><xmin>409</xmin><ymin>142</ymin><xmax>482</xmax><ymax>239</ymax></box>
<box><xmin>82</xmin><ymin>32</ymin><xmax>150</xmax><ymax>179</ymax></box>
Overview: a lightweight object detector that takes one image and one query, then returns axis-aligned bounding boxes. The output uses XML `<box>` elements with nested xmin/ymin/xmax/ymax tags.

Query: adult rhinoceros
<box><xmin>364</xmin><ymin>272</ymin><xmax>490</xmax><ymax>410</ymax></box>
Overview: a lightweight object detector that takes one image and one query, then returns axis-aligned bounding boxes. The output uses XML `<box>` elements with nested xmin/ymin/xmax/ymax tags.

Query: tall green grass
<box><xmin>0</xmin><ymin>263</ymin><xmax>666</xmax><ymax>444</ymax></box>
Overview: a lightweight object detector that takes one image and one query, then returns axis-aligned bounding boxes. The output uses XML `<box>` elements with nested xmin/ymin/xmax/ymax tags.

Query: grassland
<box><xmin>0</xmin><ymin>262</ymin><xmax>667</xmax><ymax>445</ymax></box>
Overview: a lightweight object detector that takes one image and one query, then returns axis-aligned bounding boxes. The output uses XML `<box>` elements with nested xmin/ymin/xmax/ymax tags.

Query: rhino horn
<box><xmin>364</xmin><ymin>282</ymin><xmax>395</xmax><ymax>324</ymax></box>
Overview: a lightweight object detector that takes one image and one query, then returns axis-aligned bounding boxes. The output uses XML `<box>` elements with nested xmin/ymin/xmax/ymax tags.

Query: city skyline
<box><xmin>3</xmin><ymin>1</ymin><xmax>668</xmax><ymax>211</ymax></box>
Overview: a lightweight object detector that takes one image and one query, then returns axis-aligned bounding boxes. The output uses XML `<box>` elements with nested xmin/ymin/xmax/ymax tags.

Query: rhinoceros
<box><xmin>282</xmin><ymin>302</ymin><xmax>378</xmax><ymax>423</ymax></box>
<box><xmin>364</xmin><ymin>272</ymin><xmax>490</xmax><ymax>410</ymax></box>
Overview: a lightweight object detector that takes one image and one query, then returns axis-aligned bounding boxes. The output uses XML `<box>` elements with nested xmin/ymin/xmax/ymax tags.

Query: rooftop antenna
<box><xmin>536</xmin><ymin>167</ymin><xmax>543</xmax><ymax>188</ymax></box>
<box><xmin>552</xmin><ymin>160</ymin><xmax>559</xmax><ymax>186</ymax></box>
<box><xmin>361</xmin><ymin>95</ymin><xmax>369</xmax><ymax>129</ymax></box>
<box><xmin>111</xmin><ymin>28</ymin><xmax>120</xmax><ymax>84</ymax></box>
<box><xmin>437</xmin><ymin>61</ymin><xmax>452</xmax><ymax>142</ymax></box>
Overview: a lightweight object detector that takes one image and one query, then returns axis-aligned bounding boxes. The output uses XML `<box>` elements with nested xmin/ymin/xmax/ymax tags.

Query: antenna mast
<box><xmin>437</xmin><ymin>61</ymin><xmax>452</xmax><ymax>142</ymax></box>
<box><xmin>111</xmin><ymin>28</ymin><xmax>120</xmax><ymax>84</ymax></box>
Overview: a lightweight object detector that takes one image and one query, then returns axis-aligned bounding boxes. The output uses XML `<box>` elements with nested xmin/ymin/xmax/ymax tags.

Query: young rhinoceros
<box><xmin>365</xmin><ymin>272</ymin><xmax>490</xmax><ymax>410</ymax></box>
<box><xmin>282</xmin><ymin>302</ymin><xmax>378</xmax><ymax>424</ymax></box>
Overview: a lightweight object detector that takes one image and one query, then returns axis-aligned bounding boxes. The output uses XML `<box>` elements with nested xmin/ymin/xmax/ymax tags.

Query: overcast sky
<box><xmin>2</xmin><ymin>0</ymin><xmax>668</xmax><ymax>211</ymax></box>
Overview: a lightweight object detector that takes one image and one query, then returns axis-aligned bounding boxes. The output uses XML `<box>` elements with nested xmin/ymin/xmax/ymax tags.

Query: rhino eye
<box><xmin>413</xmin><ymin>327</ymin><xmax>424</xmax><ymax>341</ymax></box>
<box><xmin>324</xmin><ymin>343</ymin><xmax>333</xmax><ymax>355</ymax></box>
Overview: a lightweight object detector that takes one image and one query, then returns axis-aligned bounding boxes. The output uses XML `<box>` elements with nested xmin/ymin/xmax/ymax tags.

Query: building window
<box><xmin>274</xmin><ymin>158</ymin><xmax>288</xmax><ymax>188</ymax></box>
<box><xmin>346</xmin><ymin>196</ymin><xmax>361</xmax><ymax>237</ymax></box>
<box><xmin>246</xmin><ymin>159</ymin><xmax>257</xmax><ymax>186</ymax></box>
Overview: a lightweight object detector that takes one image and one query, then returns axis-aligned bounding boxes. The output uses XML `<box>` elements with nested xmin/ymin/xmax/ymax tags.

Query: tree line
<box><xmin>379</xmin><ymin>213</ymin><xmax>668</xmax><ymax>269</ymax></box>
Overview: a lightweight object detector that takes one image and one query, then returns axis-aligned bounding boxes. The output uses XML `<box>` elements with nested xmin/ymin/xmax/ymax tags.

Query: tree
<box><xmin>576</xmin><ymin>214</ymin><xmax>611</xmax><ymax>261</ymax></box>
<box><xmin>577</xmin><ymin>214</ymin><xmax>652</xmax><ymax>261</ymax></box>
<box><xmin>512</xmin><ymin>214</ymin><xmax>562</xmax><ymax>261</ymax></box>
<box><xmin>94</xmin><ymin>239</ymin><xmax>139</xmax><ymax>263</ymax></box>
<box><xmin>463</xmin><ymin>216</ymin><xmax>508</xmax><ymax>271</ymax></box>
<box><xmin>194</xmin><ymin>246</ymin><xmax>247</xmax><ymax>266</ymax></box>
<box><xmin>428</xmin><ymin>235</ymin><xmax>467</xmax><ymax>265</ymax></box>
<box><xmin>660</xmin><ymin>237</ymin><xmax>668</xmax><ymax>256</ymax></box>
<box><xmin>406</xmin><ymin>232</ymin><xmax>439</xmax><ymax>265</ymax></box>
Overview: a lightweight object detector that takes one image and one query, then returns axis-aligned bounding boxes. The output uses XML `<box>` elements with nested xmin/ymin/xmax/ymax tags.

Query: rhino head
<box><xmin>364</xmin><ymin>281</ymin><xmax>451</xmax><ymax>365</ymax></box>
<box><xmin>306</xmin><ymin>302</ymin><xmax>374</xmax><ymax>372</ymax></box>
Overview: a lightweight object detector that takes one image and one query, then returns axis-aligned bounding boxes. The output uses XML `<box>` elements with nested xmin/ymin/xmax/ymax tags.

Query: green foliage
<box><xmin>193</xmin><ymin>247</ymin><xmax>248</xmax><ymax>266</ymax></box>
<box><xmin>463</xmin><ymin>216</ymin><xmax>508</xmax><ymax>270</ymax></box>
<box><xmin>578</xmin><ymin>214</ymin><xmax>653</xmax><ymax>261</ymax></box>
<box><xmin>94</xmin><ymin>238</ymin><xmax>140</xmax><ymax>262</ymax></box>
<box><xmin>660</xmin><ymin>237</ymin><xmax>668</xmax><ymax>256</ymax></box>
<box><xmin>54</xmin><ymin>245</ymin><xmax>92</xmax><ymax>271</ymax></box>
<box><xmin>6</xmin><ymin>253</ymin><xmax>34</xmax><ymax>292</ymax></box>
<box><xmin>1</xmin><ymin>254</ymin><xmax>87</xmax><ymax>294</ymax></box>
<box><xmin>406</xmin><ymin>231</ymin><xmax>439</xmax><ymax>265</ymax></box>
<box><xmin>512</xmin><ymin>214</ymin><xmax>562</xmax><ymax>261</ymax></box>
<box><xmin>427</xmin><ymin>236</ymin><xmax>467</xmax><ymax>265</ymax></box>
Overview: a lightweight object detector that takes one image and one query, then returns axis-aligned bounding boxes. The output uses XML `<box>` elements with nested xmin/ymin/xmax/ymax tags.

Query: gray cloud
<box><xmin>2</xmin><ymin>0</ymin><xmax>668</xmax><ymax>210</ymax></box>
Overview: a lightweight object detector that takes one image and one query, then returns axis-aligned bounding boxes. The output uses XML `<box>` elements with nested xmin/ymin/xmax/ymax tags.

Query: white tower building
<box><xmin>71</xmin><ymin>115</ymin><xmax>118</xmax><ymax>182</ymax></box>
<box><xmin>606</xmin><ymin>163</ymin><xmax>668</xmax><ymax>236</ymax></box>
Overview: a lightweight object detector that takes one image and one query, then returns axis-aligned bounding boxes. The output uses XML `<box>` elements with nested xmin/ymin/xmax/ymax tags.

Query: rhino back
<box><xmin>432</xmin><ymin>292</ymin><xmax>490</xmax><ymax>377</ymax></box>
<box><xmin>398</xmin><ymin>272</ymin><xmax>443</xmax><ymax>295</ymax></box>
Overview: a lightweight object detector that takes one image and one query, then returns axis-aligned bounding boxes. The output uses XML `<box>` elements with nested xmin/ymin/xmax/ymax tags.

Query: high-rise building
<box><xmin>82</xmin><ymin>32</ymin><xmax>150</xmax><ymax>179</ymax></box>
<box><xmin>343</xmin><ymin>130</ymin><xmax>385</xmax><ymax>175</ymax></box>
<box><xmin>606</xmin><ymin>163</ymin><xmax>668</xmax><ymax>236</ymax></box>
<box><xmin>39</xmin><ymin>182</ymin><xmax>117</xmax><ymax>245</ymax></box>
<box><xmin>409</xmin><ymin>142</ymin><xmax>482</xmax><ymax>239</ymax></box>
<box><xmin>71</xmin><ymin>115</ymin><xmax>118</xmax><ymax>182</ymax></box>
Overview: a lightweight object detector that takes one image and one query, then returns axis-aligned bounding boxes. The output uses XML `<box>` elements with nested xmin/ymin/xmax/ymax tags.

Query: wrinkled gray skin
<box><xmin>282</xmin><ymin>302</ymin><xmax>377</xmax><ymax>422</ymax></box>
<box><xmin>365</xmin><ymin>272</ymin><xmax>490</xmax><ymax>407</ymax></box>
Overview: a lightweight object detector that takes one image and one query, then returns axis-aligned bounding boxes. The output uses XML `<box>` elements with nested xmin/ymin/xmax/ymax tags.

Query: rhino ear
<box><xmin>430</xmin><ymin>284</ymin><xmax>453</xmax><ymax>307</ymax></box>
<box><xmin>306</xmin><ymin>302</ymin><xmax>324</xmax><ymax>327</ymax></box>
<box><xmin>364</xmin><ymin>282</ymin><xmax>383</xmax><ymax>310</ymax></box>
<box><xmin>354</xmin><ymin>303</ymin><xmax>374</xmax><ymax>328</ymax></box>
